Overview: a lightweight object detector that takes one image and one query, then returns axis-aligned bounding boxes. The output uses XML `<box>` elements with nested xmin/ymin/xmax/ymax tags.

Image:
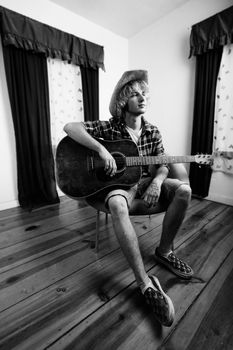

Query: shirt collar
<box><xmin>141</xmin><ymin>117</ymin><xmax>153</xmax><ymax>134</ymax></box>
<box><xmin>110</xmin><ymin>115</ymin><xmax>153</xmax><ymax>134</ymax></box>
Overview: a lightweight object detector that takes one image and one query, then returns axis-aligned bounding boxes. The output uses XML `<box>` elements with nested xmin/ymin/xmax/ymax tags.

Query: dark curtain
<box><xmin>189</xmin><ymin>5</ymin><xmax>233</xmax><ymax>58</ymax></box>
<box><xmin>189</xmin><ymin>47</ymin><xmax>223</xmax><ymax>197</ymax></box>
<box><xmin>3</xmin><ymin>45</ymin><xmax>59</xmax><ymax>209</ymax></box>
<box><xmin>80</xmin><ymin>66</ymin><xmax>99</xmax><ymax>121</ymax></box>
<box><xmin>0</xmin><ymin>6</ymin><xmax>105</xmax><ymax>70</ymax></box>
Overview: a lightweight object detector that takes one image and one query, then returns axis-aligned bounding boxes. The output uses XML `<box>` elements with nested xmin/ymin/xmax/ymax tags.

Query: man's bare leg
<box><xmin>154</xmin><ymin>184</ymin><xmax>193</xmax><ymax>279</ymax></box>
<box><xmin>108</xmin><ymin>194</ymin><xmax>175</xmax><ymax>326</ymax></box>
<box><xmin>108</xmin><ymin>195</ymin><xmax>150</xmax><ymax>288</ymax></box>
<box><xmin>158</xmin><ymin>184</ymin><xmax>192</xmax><ymax>254</ymax></box>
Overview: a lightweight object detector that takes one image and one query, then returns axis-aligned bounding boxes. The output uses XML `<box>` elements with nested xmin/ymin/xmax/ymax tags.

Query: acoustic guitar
<box><xmin>56</xmin><ymin>136</ymin><xmax>213</xmax><ymax>199</ymax></box>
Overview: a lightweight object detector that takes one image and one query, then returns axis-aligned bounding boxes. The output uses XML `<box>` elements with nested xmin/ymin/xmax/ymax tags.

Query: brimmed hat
<box><xmin>109</xmin><ymin>70</ymin><xmax>148</xmax><ymax>118</ymax></box>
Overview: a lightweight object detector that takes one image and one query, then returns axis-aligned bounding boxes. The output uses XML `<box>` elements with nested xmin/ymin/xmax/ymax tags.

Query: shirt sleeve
<box><xmin>82</xmin><ymin>120</ymin><xmax>111</xmax><ymax>139</ymax></box>
<box><xmin>152</xmin><ymin>128</ymin><xmax>165</xmax><ymax>156</ymax></box>
<box><xmin>153</xmin><ymin>128</ymin><xmax>170</xmax><ymax>171</ymax></box>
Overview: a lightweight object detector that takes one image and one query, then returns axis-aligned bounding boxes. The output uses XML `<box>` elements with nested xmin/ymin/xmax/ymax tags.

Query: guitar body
<box><xmin>56</xmin><ymin>137</ymin><xmax>142</xmax><ymax>198</ymax></box>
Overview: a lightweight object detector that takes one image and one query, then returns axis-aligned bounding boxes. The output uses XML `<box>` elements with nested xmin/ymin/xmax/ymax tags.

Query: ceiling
<box><xmin>50</xmin><ymin>0</ymin><xmax>190</xmax><ymax>38</ymax></box>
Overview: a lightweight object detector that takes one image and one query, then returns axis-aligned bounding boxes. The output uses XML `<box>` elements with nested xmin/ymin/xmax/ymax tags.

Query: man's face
<box><xmin>126</xmin><ymin>84</ymin><xmax>148</xmax><ymax>116</ymax></box>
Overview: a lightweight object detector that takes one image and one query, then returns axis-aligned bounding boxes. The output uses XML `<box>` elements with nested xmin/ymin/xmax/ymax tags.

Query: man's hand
<box><xmin>98</xmin><ymin>147</ymin><xmax>117</xmax><ymax>176</ymax></box>
<box><xmin>142</xmin><ymin>179</ymin><xmax>162</xmax><ymax>207</ymax></box>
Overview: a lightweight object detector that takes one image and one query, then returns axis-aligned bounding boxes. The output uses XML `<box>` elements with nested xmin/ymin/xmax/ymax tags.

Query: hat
<box><xmin>109</xmin><ymin>70</ymin><xmax>148</xmax><ymax>118</ymax></box>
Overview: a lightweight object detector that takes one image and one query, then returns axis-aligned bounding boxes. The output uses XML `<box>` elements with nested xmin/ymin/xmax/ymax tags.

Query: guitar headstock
<box><xmin>194</xmin><ymin>154</ymin><xmax>213</xmax><ymax>166</ymax></box>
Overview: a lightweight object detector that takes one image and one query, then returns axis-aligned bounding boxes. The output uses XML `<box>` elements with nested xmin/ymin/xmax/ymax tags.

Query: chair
<box><xmin>86</xmin><ymin>163</ymin><xmax>190</xmax><ymax>252</ymax></box>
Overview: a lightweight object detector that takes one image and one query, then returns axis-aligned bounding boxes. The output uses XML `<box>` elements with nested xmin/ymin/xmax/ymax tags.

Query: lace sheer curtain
<box><xmin>47</xmin><ymin>58</ymin><xmax>84</xmax><ymax>151</ymax></box>
<box><xmin>212</xmin><ymin>44</ymin><xmax>233</xmax><ymax>175</ymax></box>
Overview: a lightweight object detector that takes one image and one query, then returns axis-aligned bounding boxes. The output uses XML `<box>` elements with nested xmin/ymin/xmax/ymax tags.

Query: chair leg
<box><xmin>95</xmin><ymin>211</ymin><xmax>109</xmax><ymax>253</ymax></box>
<box><xmin>95</xmin><ymin>210</ymin><xmax>100</xmax><ymax>253</ymax></box>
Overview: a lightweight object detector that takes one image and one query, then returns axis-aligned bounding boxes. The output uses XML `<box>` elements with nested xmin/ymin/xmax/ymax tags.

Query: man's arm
<box><xmin>64</xmin><ymin>122</ymin><xmax>117</xmax><ymax>176</ymax></box>
<box><xmin>142</xmin><ymin>127</ymin><xmax>170</xmax><ymax>206</ymax></box>
<box><xmin>152</xmin><ymin>165</ymin><xmax>169</xmax><ymax>183</ymax></box>
<box><xmin>142</xmin><ymin>165</ymin><xmax>168</xmax><ymax>207</ymax></box>
<box><xmin>64</xmin><ymin>122</ymin><xmax>103</xmax><ymax>153</ymax></box>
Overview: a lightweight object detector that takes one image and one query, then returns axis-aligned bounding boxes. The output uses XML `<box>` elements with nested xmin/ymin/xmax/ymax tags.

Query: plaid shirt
<box><xmin>83</xmin><ymin>116</ymin><xmax>166</xmax><ymax>176</ymax></box>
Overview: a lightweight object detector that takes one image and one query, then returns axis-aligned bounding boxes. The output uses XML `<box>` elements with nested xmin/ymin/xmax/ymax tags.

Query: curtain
<box><xmin>189</xmin><ymin>47</ymin><xmax>223</xmax><ymax>197</ymax></box>
<box><xmin>0</xmin><ymin>6</ymin><xmax>103</xmax><ymax>209</ymax></box>
<box><xmin>0</xmin><ymin>6</ymin><xmax>105</xmax><ymax>70</ymax></box>
<box><xmin>188</xmin><ymin>5</ymin><xmax>233</xmax><ymax>197</ymax></box>
<box><xmin>47</xmin><ymin>58</ymin><xmax>84</xmax><ymax>149</ymax></box>
<box><xmin>189</xmin><ymin>5</ymin><xmax>233</xmax><ymax>58</ymax></box>
<box><xmin>2</xmin><ymin>45</ymin><xmax>59</xmax><ymax>209</ymax></box>
<box><xmin>212</xmin><ymin>44</ymin><xmax>233</xmax><ymax>175</ymax></box>
<box><xmin>81</xmin><ymin>66</ymin><xmax>99</xmax><ymax>121</ymax></box>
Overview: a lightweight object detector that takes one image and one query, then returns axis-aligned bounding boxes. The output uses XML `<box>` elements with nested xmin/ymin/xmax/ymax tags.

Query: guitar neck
<box><xmin>126</xmin><ymin>155</ymin><xmax>196</xmax><ymax>166</ymax></box>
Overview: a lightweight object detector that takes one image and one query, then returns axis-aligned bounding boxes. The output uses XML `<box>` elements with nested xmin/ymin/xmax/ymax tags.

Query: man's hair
<box><xmin>115</xmin><ymin>80</ymin><xmax>149</xmax><ymax>117</ymax></box>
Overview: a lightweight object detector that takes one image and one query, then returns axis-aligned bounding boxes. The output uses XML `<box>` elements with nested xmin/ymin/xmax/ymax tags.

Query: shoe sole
<box><xmin>154</xmin><ymin>252</ymin><xmax>194</xmax><ymax>279</ymax></box>
<box><xmin>150</xmin><ymin>275</ymin><xmax>175</xmax><ymax>327</ymax></box>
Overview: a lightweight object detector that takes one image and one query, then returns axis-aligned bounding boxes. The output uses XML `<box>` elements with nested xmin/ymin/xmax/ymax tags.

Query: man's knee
<box><xmin>108</xmin><ymin>195</ymin><xmax>128</xmax><ymax>216</ymax></box>
<box><xmin>175</xmin><ymin>184</ymin><xmax>192</xmax><ymax>203</ymax></box>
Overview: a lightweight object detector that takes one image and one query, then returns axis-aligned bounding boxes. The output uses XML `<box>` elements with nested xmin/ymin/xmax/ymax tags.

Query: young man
<box><xmin>64</xmin><ymin>70</ymin><xmax>193</xmax><ymax>327</ymax></box>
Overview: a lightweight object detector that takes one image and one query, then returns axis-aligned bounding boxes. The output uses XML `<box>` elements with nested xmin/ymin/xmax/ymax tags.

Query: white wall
<box><xmin>129</xmin><ymin>0</ymin><xmax>233</xmax><ymax>206</ymax></box>
<box><xmin>0</xmin><ymin>0</ymin><xmax>128</xmax><ymax>210</ymax></box>
<box><xmin>208</xmin><ymin>172</ymin><xmax>233</xmax><ymax>206</ymax></box>
<box><xmin>0</xmin><ymin>41</ymin><xmax>18</xmax><ymax>209</ymax></box>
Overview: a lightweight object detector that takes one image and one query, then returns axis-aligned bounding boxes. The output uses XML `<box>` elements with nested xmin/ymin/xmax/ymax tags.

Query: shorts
<box><xmin>93</xmin><ymin>177</ymin><xmax>189</xmax><ymax>214</ymax></box>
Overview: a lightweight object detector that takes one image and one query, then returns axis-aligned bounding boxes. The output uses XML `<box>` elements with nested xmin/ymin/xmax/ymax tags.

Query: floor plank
<box><xmin>0</xmin><ymin>200</ymin><xmax>215</xmax><ymax>314</ymax></box>
<box><xmin>0</xmin><ymin>197</ymin><xmax>232</xmax><ymax>350</ymax></box>
<box><xmin>0</xmin><ymin>205</ymin><xmax>96</xmax><ymax>249</ymax></box>
<box><xmin>46</xmin><ymin>205</ymin><xmax>233</xmax><ymax>350</ymax></box>
<box><xmin>161</xmin><ymin>249</ymin><xmax>233</xmax><ymax>350</ymax></box>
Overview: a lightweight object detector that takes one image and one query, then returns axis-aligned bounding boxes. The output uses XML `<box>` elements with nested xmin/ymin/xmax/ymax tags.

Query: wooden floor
<box><xmin>0</xmin><ymin>196</ymin><xmax>233</xmax><ymax>350</ymax></box>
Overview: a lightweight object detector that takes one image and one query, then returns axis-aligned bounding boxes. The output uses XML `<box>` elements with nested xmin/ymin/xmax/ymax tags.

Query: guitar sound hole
<box><xmin>113</xmin><ymin>152</ymin><xmax>126</xmax><ymax>172</ymax></box>
<box><xmin>96</xmin><ymin>152</ymin><xmax>126</xmax><ymax>181</ymax></box>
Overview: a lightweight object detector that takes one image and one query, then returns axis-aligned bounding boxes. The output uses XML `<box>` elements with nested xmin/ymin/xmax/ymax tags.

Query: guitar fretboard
<box><xmin>126</xmin><ymin>155</ymin><xmax>196</xmax><ymax>166</ymax></box>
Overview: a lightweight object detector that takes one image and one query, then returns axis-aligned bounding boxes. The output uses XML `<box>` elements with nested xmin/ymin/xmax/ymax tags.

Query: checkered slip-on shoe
<box><xmin>155</xmin><ymin>247</ymin><xmax>194</xmax><ymax>279</ymax></box>
<box><xmin>142</xmin><ymin>275</ymin><xmax>175</xmax><ymax>327</ymax></box>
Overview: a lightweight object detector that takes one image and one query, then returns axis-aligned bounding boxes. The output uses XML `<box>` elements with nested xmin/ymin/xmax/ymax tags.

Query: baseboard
<box><xmin>0</xmin><ymin>192</ymin><xmax>64</xmax><ymax>212</ymax></box>
<box><xmin>0</xmin><ymin>199</ymin><xmax>19</xmax><ymax>211</ymax></box>
<box><xmin>207</xmin><ymin>193</ymin><xmax>233</xmax><ymax>207</ymax></box>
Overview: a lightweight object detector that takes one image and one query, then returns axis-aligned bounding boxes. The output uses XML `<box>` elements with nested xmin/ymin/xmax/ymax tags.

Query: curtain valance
<box><xmin>0</xmin><ymin>6</ymin><xmax>105</xmax><ymax>70</ymax></box>
<box><xmin>189</xmin><ymin>5</ymin><xmax>233</xmax><ymax>58</ymax></box>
